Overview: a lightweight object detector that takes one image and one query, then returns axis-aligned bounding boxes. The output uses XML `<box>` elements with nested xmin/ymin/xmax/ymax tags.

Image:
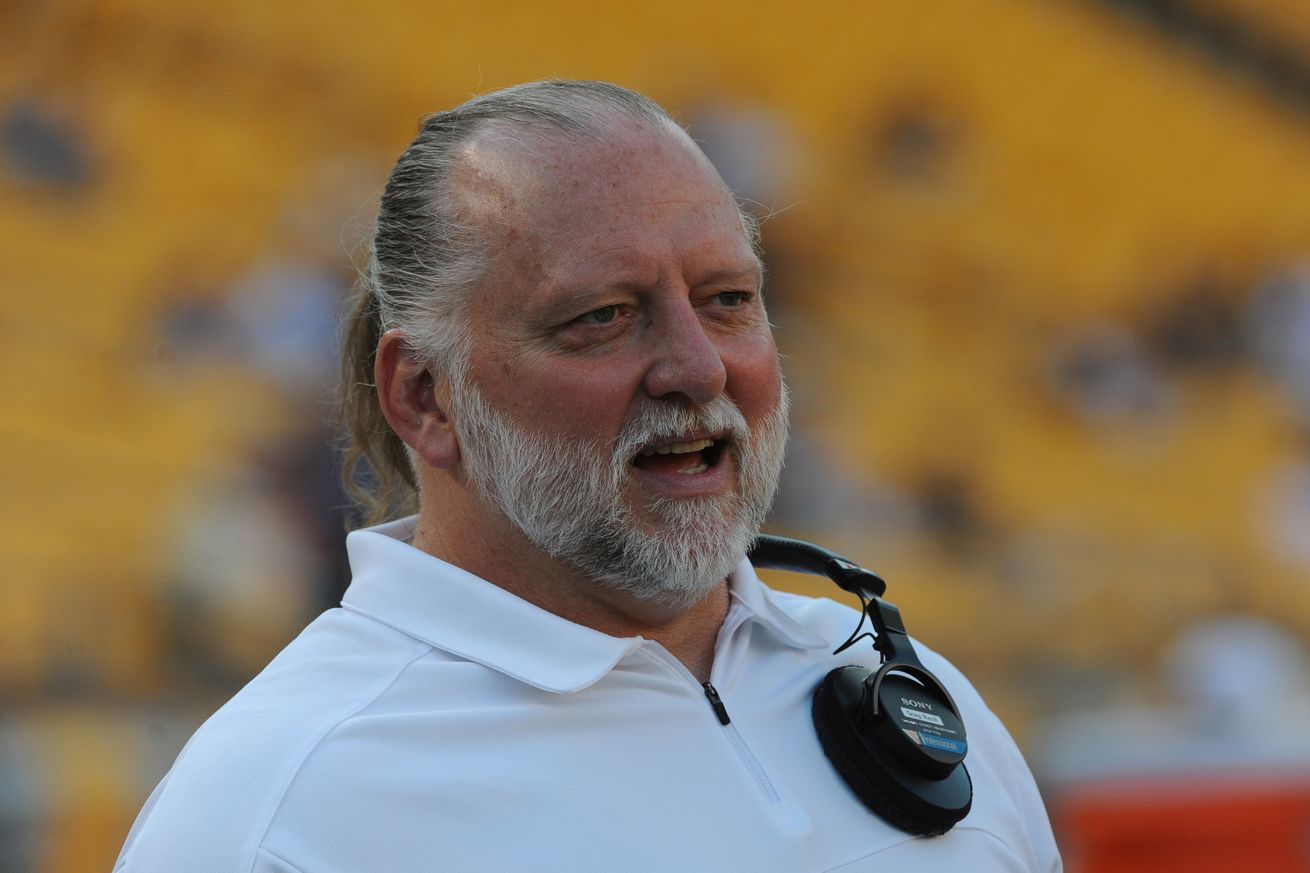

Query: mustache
<box><xmin>611</xmin><ymin>397</ymin><xmax>751</xmax><ymax>464</ymax></box>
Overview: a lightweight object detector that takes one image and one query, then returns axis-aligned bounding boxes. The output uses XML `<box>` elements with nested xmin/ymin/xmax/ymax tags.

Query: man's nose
<box><xmin>642</xmin><ymin>304</ymin><xmax>728</xmax><ymax>406</ymax></box>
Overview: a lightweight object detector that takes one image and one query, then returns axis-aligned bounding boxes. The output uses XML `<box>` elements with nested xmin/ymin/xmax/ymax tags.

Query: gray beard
<box><xmin>448</xmin><ymin>378</ymin><xmax>790</xmax><ymax>610</ymax></box>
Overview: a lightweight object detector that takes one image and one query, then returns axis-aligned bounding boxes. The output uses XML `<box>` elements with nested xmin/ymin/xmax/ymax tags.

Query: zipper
<box><xmin>702</xmin><ymin>681</ymin><xmax>782</xmax><ymax>803</ymax></box>
<box><xmin>643</xmin><ymin>644</ymin><xmax>785</xmax><ymax>806</ymax></box>
<box><xmin>702</xmin><ymin>682</ymin><xmax>731</xmax><ymax>725</ymax></box>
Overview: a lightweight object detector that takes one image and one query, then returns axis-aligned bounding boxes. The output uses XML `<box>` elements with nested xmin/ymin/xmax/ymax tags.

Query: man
<box><xmin>115</xmin><ymin>81</ymin><xmax>1060</xmax><ymax>872</ymax></box>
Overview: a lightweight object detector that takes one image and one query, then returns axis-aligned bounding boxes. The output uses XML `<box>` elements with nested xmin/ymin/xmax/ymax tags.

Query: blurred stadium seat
<box><xmin>3</xmin><ymin>1</ymin><xmax>1310</xmax><ymax>870</ymax></box>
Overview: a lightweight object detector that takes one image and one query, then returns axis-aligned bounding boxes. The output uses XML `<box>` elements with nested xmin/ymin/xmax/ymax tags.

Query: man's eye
<box><xmin>577</xmin><ymin>305</ymin><xmax>619</xmax><ymax>325</ymax></box>
<box><xmin>715</xmin><ymin>291</ymin><xmax>752</xmax><ymax>307</ymax></box>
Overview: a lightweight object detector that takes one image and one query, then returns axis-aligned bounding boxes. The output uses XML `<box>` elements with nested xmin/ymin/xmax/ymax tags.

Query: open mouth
<box><xmin>631</xmin><ymin>437</ymin><xmax>727</xmax><ymax>476</ymax></box>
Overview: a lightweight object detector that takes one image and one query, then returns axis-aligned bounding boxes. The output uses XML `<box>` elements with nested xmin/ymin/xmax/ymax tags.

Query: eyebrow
<box><xmin>542</xmin><ymin>279</ymin><xmax>648</xmax><ymax>309</ymax></box>
<box><xmin>692</xmin><ymin>262</ymin><xmax>764</xmax><ymax>288</ymax></box>
<box><xmin>547</xmin><ymin>261</ymin><xmax>760</xmax><ymax>299</ymax></box>
<box><xmin>532</xmin><ymin>256</ymin><xmax>764</xmax><ymax>313</ymax></box>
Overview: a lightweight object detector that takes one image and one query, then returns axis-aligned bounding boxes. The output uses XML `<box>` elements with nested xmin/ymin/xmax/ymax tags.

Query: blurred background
<box><xmin>3</xmin><ymin>0</ymin><xmax>1310</xmax><ymax>870</ymax></box>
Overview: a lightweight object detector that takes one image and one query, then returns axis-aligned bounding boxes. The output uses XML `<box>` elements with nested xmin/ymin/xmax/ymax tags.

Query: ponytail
<box><xmin>339</xmin><ymin>277</ymin><xmax>418</xmax><ymax>528</ymax></box>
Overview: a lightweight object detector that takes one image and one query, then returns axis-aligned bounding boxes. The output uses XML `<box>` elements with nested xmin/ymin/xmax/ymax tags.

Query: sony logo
<box><xmin>901</xmin><ymin>698</ymin><xmax>933</xmax><ymax>711</ymax></box>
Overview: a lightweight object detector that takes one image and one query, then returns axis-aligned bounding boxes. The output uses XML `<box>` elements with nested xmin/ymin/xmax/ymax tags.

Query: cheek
<box><xmin>492</xmin><ymin>359</ymin><xmax>645</xmax><ymax>439</ymax></box>
<box><xmin>725</xmin><ymin>336</ymin><xmax>784</xmax><ymax>419</ymax></box>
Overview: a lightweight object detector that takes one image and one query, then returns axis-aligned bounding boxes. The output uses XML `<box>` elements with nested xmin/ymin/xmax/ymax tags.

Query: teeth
<box><xmin>640</xmin><ymin>438</ymin><xmax>714</xmax><ymax>457</ymax></box>
<box><xmin>678</xmin><ymin>462</ymin><xmax>709</xmax><ymax>475</ymax></box>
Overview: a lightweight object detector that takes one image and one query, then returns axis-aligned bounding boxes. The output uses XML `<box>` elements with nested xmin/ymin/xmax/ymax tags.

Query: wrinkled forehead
<box><xmin>449</xmin><ymin>119</ymin><xmax>754</xmax><ymax>264</ymax></box>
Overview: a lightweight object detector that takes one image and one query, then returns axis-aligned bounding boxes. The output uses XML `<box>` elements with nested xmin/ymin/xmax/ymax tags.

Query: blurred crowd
<box><xmin>4</xmin><ymin>1</ymin><xmax>1310</xmax><ymax>870</ymax></box>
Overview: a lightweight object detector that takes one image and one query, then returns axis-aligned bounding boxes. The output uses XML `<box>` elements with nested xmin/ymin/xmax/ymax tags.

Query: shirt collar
<box><xmin>340</xmin><ymin>516</ymin><xmax>828</xmax><ymax>694</ymax></box>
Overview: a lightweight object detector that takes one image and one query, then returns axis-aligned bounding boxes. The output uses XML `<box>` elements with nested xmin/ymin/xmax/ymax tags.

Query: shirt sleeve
<box><xmin>928</xmin><ymin>652</ymin><xmax>1064</xmax><ymax>872</ymax></box>
<box><xmin>976</xmin><ymin>703</ymin><xmax>1064</xmax><ymax>872</ymax></box>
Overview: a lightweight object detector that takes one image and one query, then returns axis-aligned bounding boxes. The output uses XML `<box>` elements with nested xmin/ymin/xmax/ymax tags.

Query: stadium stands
<box><xmin>3</xmin><ymin>1</ymin><xmax>1310</xmax><ymax>869</ymax></box>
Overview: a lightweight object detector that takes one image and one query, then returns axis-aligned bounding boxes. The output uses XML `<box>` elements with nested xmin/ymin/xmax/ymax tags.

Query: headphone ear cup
<box><xmin>812</xmin><ymin>666</ymin><xmax>972</xmax><ymax>836</ymax></box>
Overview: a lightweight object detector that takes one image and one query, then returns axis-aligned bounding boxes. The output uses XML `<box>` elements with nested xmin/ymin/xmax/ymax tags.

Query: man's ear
<box><xmin>375</xmin><ymin>329</ymin><xmax>461</xmax><ymax>469</ymax></box>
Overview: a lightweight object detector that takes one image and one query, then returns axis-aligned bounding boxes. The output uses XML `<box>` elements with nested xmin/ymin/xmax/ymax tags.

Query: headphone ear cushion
<box><xmin>812</xmin><ymin>666</ymin><xmax>972</xmax><ymax>836</ymax></box>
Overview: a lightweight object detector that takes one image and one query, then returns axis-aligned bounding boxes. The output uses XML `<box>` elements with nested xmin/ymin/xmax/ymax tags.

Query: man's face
<box><xmin>448</xmin><ymin>122</ymin><xmax>787</xmax><ymax>606</ymax></box>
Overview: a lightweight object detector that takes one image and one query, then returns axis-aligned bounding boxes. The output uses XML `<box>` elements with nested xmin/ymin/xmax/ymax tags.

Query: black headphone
<box><xmin>748</xmin><ymin>535</ymin><xmax>972</xmax><ymax>836</ymax></box>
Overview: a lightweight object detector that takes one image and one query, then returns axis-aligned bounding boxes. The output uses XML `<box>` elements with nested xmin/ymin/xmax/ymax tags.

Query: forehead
<box><xmin>455</xmin><ymin>123</ymin><xmax>760</xmax><ymax>293</ymax></box>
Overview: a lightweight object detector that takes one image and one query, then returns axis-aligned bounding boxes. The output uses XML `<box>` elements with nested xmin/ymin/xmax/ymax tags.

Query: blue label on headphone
<box><xmin>920</xmin><ymin>733</ymin><xmax>967</xmax><ymax>755</ymax></box>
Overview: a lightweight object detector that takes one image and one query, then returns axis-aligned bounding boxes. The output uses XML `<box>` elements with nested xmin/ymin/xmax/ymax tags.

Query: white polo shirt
<box><xmin>115</xmin><ymin>517</ymin><xmax>1061</xmax><ymax>872</ymax></box>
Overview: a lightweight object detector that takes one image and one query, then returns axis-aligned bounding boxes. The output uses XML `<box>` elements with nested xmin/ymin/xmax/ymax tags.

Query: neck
<box><xmin>411</xmin><ymin>490</ymin><xmax>731</xmax><ymax>683</ymax></box>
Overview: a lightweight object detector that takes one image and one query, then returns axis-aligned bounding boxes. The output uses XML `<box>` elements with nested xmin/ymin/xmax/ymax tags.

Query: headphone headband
<box><xmin>748</xmin><ymin>535</ymin><xmax>886</xmax><ymax>598</ymax></box>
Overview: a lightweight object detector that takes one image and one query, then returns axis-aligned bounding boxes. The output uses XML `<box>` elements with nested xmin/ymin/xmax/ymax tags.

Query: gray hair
<box><xmin>340</xmin><ymin>80</ymin><xmax>758</xmax><ymax>526</ymax></box>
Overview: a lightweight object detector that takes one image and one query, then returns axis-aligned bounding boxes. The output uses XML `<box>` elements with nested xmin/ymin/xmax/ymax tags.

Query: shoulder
<box><xmin>114</xmin><ymin>608</ymin><xmax>432</xmax><ymax>873</ymax></box>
